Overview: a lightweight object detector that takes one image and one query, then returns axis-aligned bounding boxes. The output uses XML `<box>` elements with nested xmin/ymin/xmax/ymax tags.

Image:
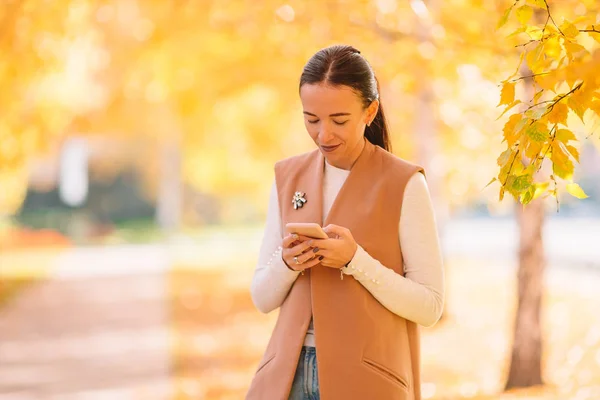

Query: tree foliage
<box><xmin>494</xmin><ymin>0</ymin><xmax>600</xmax><ymax>205</ymax></box>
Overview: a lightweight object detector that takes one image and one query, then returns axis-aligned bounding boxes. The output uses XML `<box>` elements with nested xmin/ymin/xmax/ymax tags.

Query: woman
<box><xmin>246</xmin><ymin>44</ymin><xmax>444</xmax><ymax>400</ymax></box>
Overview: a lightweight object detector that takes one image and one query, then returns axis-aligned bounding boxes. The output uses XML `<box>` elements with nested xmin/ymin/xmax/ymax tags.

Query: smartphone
<box><xmin>285</xmin><ymin>222</ymin><xmax>329</xmax><ymax>239</ymax></box>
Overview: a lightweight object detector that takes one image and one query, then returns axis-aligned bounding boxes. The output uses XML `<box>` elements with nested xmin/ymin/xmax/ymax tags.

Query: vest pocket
<box><xmin>361</xmin><ymin>356</ymin><xmax>409</xmax><ymax>391</ymax></box>
<box><xmin>255</xmin><ymin>352</ymin><xmax>276</xmax><ymax>375</ymax></box>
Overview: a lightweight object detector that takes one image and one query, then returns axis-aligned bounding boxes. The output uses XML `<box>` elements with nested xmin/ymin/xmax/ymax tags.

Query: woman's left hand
<box><xmin>309</xmin><ymin>224</ymin><xmax>358</xmax><ymax>269</ymax></box>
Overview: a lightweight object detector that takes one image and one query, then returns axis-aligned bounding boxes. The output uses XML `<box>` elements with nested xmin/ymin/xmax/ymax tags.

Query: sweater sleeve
<box><xmin>341</xmin><ymin>172</ymin><xmax>445</xmax><ymax>327</ymax></box>
<box><xmin>250</xmin><ymin>179</ymin><xmax>301</xmax><ymax>314</ymax></box>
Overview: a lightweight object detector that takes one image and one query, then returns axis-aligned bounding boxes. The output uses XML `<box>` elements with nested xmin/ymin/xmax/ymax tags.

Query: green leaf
<box><xmin>520</xmin><ymin>186</ymin><xmax>535</xmax><ymax>204</ymax></box>
<box><xmin>526</xmin><ymin>122</ymin><xmax>549</xmax><ymax>142</ymax></box>
<box><xmin>511</xmin><ymin>174</ymin><xmax>533</xmax><ymax>192</ymax></box>
<box><xmin>566</xmin><ymin>183</ymin><xmax>588</xmax><ymax>199</ymax></box>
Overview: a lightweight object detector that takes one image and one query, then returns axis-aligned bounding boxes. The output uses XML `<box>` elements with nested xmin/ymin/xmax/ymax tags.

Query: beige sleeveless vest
<box><xmin>246</xmin><ymin>139</ymin><xmax>425</xmax><ymax>400</ymax></box>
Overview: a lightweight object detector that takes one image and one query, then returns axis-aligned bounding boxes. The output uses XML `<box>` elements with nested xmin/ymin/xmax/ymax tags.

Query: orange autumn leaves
<box><xmin>492</xmin><ymin>0</ymin><xmax>600</xmax><ymax>204</ymax></box>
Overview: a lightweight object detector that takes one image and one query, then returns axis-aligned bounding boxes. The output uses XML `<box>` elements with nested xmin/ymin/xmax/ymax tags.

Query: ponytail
<box><xmin>364</xmin><ymin>77</ymin><xmax>391</xmax><ymax>152</ymax></box>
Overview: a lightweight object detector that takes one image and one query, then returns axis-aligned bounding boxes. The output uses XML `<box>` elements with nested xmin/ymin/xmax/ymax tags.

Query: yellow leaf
<box><xmin>547</xmin><ymin>103</ymin><xmax>568</xmax><ymax>125</ymax></box>
<box><xmin>484</xmin><ymin>177</ymin><xmax>497</xmax><ymax>189</ymax></box>
<box><xmin>497</xmin><ymin>100</ymin><xmax>522</xmax><ymax>120</ymax></box>
<box><xmin>563</xmin><ymin>41</ymin><xmax>587</xmax><ymax>61</ymax></box>
<box><xmin>589</xmin><ymin>99</ymin><xmax>600</xmax><ymax>116</ymax></box>
<box><xmin>560</xmin><ymin>20</ymin><xmax>580</xmax><ymax>39</ymax></box>
<box><xmin>535</xmin><ymin>73</ymin><xmax>558</xmax><ymax>91</ymax></box>
<box><xmin>532</xmin><ymin>182</ymin><xmax>550</xmax><ymax>200</ymax></box>
<box><xmin>526</xmin><ymin>0</ymin><xmax>547</xmax><ymax>9</ymax></box>
<box><xmin>525</xmin><ymin>44</ymin><xmax>544</xmax><ymax>70</ymax></box>
<box><xmin>499</xmin><ymin>81</ymin><xmax>515</xmax><ymax>106</ymax></box>
<box><xmin>502</xmin><ymin>114</ymin><xmax>524</xmax><ymax>146</ymax></box>
<box><xmin>525</xmin><ymin>106</ymin><xmax>549</xmax><ymax>120</ymax></box>
<box><xmin>556</xmin><ymin>128</ymin><xmax>577</xmax><ymax>142</ymax></box>
<box><xmin>566</xmin><ymin>144</ymin><xmax>580</xmax><ymax>163</ymax></box>
<box><xmin>516</xmin><ymin>5</ymin><xmax>533</xmax><ymax>25</ymax></box>
<box><xmin>525</xmin><ymin>136</ymin><xmax>543</xmax><ymax>158</ymax></box>
<box><xmin>497</xmin><ymin>148</ymin><xmax>512</xmax><ymax>166</ymax></box>
<box><xmin>587</xmin><ymin>25</ymin><xmax>600</xmax><ymax>44</ymax></box>
<box><xmin>508</xmin><ymin>26</ymin><xmax>527</xmax><ymax>38</ymax></box>
<box><xmin>566</xmin><ymin>183</ymin><xmax>588</xmax><ymax>199</ymax></box>
<box><xmin>507</xmin><ymin>51</ymin><xmax>526</xmax><ymax>81</ymax></box>
<box><xmin>552</xmin><ymin>161</ymin><xmax>574</xmax><ymax>181</ymax></box>
<box><xmin>542</xmin><ymin>36</ymin><xmax>562</xmax><ymax>61</ymax></box>
<box><xmin>568</xmin><ymin>95</ymin><xmax>586</xmax><ymax>122</ymax></box>
<box><xmin>551</xmin><ymin>141</ymin><xmax>575</xmax><ymax>179</ymax></box>
<box><xmin>497</xmin><ymin>6</ymin><xmax>513</xmax><ymax>30</ymax></box>
<box><xmin>525</xmin><ymin>25</ymin><xmax>544</xmax><ymax>40</ymax></box>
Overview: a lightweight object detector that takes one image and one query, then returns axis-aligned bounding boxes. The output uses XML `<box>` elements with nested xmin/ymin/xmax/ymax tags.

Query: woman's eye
<box><xmin>333</xmin><ymin>120</ymin><xmax>348</xmax><ymax>126</ymax></box>
<box><xmin>308</xmin><ymin>120</ymin><xmax>319</xmax><ymax>124</ymax></box>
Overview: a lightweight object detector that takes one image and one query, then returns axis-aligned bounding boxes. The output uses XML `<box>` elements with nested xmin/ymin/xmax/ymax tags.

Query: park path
<box><xmin>0</xmin><ymin>247</ymin><xmax>172</xmax><ymax>400</ymax></box>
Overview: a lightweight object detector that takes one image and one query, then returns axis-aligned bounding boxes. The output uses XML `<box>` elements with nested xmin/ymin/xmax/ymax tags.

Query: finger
<box><xmin>290</xmin><ymin>239</ymin><xmax>315</xmax><ymax>255</ymax></box>
<box><xmin>282</xmin><ymin>244</ymin><xmax>315</xmax><ymax>267</ymax></box>
<box><xmin>298</xmin><ymin>246</ymin><xmax>322</xmax><ymax>263</ymax></box>
<box><xmin>310</xmin><ymin>248</ymin><xmax>331</xmax><ymax>258</ymax></box>
<box><xmin>323</xmin><ymin>224</ymin><xmax>344</xmax><ymax>239</ymax></box>
<box><xmin>299</xmin><ymin>253</ymin><xmax>324</xmax><ymax>269</ymax></box>
<box><xmin>282</xmin><ymin>234</ymin><xmax>313</xmax><ymax>248</ymax></box>
<box><xmin>308</xmin><ymin>238</ymin><xmax>331</xmax><ymax>251</ymax></box>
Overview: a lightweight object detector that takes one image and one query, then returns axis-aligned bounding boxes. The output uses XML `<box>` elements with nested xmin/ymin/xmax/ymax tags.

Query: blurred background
<box><xmin>1</xmin><ymin>0</ymin><xmax>600</xmax><ymax>399</ymax></box>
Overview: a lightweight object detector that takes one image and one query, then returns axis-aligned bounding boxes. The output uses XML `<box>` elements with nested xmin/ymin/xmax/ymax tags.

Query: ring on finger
<box><xmin>294</xmin><ymin>256</ymin><xmax>300</xmax><ymax>264</ymax></box>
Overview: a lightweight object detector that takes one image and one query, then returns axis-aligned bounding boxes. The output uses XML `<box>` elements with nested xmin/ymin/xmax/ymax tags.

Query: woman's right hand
<box><xmin>282</xmin><ymin>234</ymin><xmax>323</xmax><ymax>272</ymax></box>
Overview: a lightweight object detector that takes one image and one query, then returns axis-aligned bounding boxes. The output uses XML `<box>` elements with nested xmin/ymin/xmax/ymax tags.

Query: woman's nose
<box><xmin>319</xmin><ymin>125</ymin><xmax>335</xmax><ymax>141</ymax></box>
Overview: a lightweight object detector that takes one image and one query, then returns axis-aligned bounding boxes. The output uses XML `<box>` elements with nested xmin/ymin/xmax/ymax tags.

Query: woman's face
<box><xmin>300</xmin><ymin>83</ymin><xmax>378</xmax><ymax>170</ymax></box>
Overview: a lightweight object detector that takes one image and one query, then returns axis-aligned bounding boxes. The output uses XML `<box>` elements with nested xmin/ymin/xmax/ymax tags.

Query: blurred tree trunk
<box><xmin>155</xmin><ymin>107</ymin><xmax>182</xmax><ymax>233</ymax></box>
<box><xmin>505</xmin><ymin>9</ymin><xmax>546</xmax><ymax>389</ymax></box>
<box><xmin>506</xmin><ymin>195</ymin><xmax>546</xmax><ymax>389</ymax></box>
<box><xmin>156</xmin><ymin>139</ymin><xmax>182</xmax><ymax>232</ymax></box>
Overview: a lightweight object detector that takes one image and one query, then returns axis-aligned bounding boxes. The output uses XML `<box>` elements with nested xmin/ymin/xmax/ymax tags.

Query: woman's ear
<box><xmin>366</xmin><ymin>99</ymin><xmax>379</xmax><ymax>125</ymax></box>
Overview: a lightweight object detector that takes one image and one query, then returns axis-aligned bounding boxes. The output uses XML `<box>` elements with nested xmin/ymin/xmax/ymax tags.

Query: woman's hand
<box><xmin>311</xmin><ymin>224</ymin><xmax>358</xmax><ymax>269</ymax></box>
<box><xmin>281</xmin><ymin>234</ymin><xmax>323</xmax><ymax>272</ymax></box>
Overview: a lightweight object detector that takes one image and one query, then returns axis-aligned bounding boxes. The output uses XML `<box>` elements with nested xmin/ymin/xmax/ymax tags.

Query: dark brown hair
<box><xmin>299</xmin><ymin>44</ymin><xmax>391</xmax><ymax>152</ymax></box>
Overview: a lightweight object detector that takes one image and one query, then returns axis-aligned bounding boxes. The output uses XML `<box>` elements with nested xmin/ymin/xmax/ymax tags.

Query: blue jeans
<box><xmin>289</xmin><ymin>346</ymin><xmax>320</xmax><ymax>400</ymax></box>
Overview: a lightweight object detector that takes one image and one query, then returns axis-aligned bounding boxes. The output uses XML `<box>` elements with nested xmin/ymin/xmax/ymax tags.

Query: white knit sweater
<box><xmin>251</xmin><ymin>159</ymin><xmax>445</xmax><ymax>347</ymax></box>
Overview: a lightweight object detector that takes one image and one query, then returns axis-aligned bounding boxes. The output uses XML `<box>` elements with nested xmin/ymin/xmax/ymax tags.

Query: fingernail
<box><xmin>319</xmin><ymin>255</ymin><xmax>324</xmax><ymax>260</ymax></box>
<box><xmin>312</xmin><ymin>247</ymin><xmax>319</xmax><ymax>253</ymax></box>
<box><xmin>292</xmin><ymin>233</ymin><xmax>298</xmax><ymax>239</ymax></box>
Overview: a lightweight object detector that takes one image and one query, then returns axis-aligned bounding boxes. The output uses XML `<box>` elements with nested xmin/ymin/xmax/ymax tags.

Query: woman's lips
<box><xmin>321</xmin><ymin>144</ymin><xmax>341</xmax><ymax>152</ymax></box>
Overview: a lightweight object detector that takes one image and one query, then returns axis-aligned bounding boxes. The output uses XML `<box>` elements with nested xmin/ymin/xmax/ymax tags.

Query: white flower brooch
<box><xmin>292</xmin><ymin>191</ymin><xmax>307</xmax><ymax>210</ymax></box>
